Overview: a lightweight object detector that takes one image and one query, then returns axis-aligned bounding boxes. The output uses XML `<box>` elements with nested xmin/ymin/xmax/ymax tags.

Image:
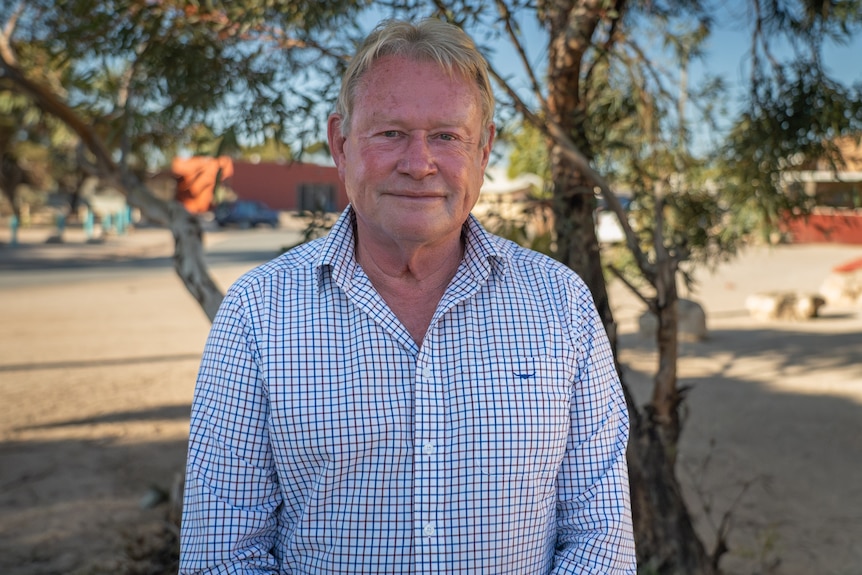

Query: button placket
<box><xmin>414</xmin><ymin>350</ymin><xmax>444</xmax><ymax>569</ymax></box>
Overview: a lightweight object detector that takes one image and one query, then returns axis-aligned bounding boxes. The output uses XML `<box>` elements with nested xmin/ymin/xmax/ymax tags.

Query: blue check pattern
<box><xmin>180</xmin><ymin>207</ymin><xmax>636</xmax><ymax>574</ymax></box>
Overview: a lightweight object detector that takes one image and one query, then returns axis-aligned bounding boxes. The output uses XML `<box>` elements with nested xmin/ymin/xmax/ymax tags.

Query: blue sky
<box><xmin>695</xmin><ymin>26</ymin><xmax>861</xmax><ymax>92</ymax></box>
<box><xmin>354</xmin><ymin>6</ymin><xmax>860</xmax><ymax>163</ymax></box>
<box><xmin>486</xmin><ymin>12</ymin><xmax>861</xmax><ymax>98</ymax></box>
<box><xmin>472</xmin><ymin>8</ymin><xmax>861</xmax><ymax>158</ymax></box>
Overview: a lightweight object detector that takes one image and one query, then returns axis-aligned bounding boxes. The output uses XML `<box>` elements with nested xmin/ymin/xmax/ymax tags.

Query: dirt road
<box><xmin>1</xmin><ymin>227</ymin><xmax>860</xmax><ymax>574</ymax></box>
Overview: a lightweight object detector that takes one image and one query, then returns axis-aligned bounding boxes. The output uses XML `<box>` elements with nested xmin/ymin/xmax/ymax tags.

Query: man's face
<box><xmin>329</xmin><ymin>55</ymin><xmax>494</xmax><ymax>251</ymax></box>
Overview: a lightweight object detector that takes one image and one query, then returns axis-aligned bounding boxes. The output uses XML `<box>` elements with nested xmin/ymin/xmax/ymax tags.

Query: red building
<box><xmin>172</xmin><ymin>157</ymin><xmax>348</xmax><ymax>214</ymax></box>
<box><xmin>781</xmin><ymin>137</ymin><xmax>862</xmax><ymax>244</ymax></box>
<box><xmin>228</xmin><ymin>160</ymin><xmax>348</xmax><ymax>213</ymax></box>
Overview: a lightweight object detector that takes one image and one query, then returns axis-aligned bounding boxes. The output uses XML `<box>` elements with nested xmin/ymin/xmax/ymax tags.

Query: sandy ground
<box><xmin>1</xmin><ymin>224</ymin><xmax>860</xmax><ymax>574</ymax></box>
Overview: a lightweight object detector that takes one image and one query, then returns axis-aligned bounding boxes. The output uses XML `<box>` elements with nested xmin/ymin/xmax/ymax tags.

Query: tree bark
<box><xmin>541</xmin><ymin>2</ymin><xmax>714</xmax><ymax>572</ymax></box>
<box><xmin>650</xmin><ymin>205</ymin><xmax>683</xmax><ymax>461</ymax></box>
<box><xmin>119</xmin><ymin>171</ymin><xmax>224</xmax><ymax>321</ymax></box>
<box><xmin>627</xmin><ymin>397</ymin><xmax>713</xmax><ymax>574</ymax></box>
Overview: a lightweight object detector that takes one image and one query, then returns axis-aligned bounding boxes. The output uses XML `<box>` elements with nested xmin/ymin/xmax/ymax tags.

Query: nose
<box><xmin>397</xmin><ymin>134</ymin><xmax>437</xmax><ymax>179</ymax></box>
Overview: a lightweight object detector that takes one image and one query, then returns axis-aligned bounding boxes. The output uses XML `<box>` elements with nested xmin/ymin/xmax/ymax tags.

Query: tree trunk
<box><xmin>542</xmin><ymin>2</ymin><xmax>714</xmax><ymax>572</ymax></box>
<box><xmin>651</xmin><ymin>222</ymin><xmax>683</xmax><ymax>462</ymax></box>
<box><xmin>627</xmin><ymin>398</ymin><xmax>714</xmax><ymax>574</ymax></box>
<box><xmin>120</xmin><ymin>171</ymin><xmax>224</xmax><ymax>321</ymax></box>
<box><xmin>551</xmin><ymin>144</ymin><xmax>713</xmax><ymax>574</ymax></box>
<box><xmin>0</xmin><ymin>152</ymin><xmax>25</xmax><ymax>219</ymax></box>
<box><xmin>550</xmin><ymin>146</ymin><xmax>615</xmax><ymax>338</ymax></box>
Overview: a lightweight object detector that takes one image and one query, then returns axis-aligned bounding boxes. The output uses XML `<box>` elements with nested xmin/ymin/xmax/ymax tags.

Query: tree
<box><xmin>0</xmin><ymin>84</ymin><xmax>78</xmax><ymax>219</ymax></box>
<box><xmin>0</xmin><ymin>0</ymin><xmax>367</xmax><ymax>319</ymax></box>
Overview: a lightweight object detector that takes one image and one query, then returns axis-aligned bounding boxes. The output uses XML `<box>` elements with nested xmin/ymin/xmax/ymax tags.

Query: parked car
<box><xmin>214</xmin><ymin>200</ymin><xmax>280</xmax><ymax>229</ymax></box>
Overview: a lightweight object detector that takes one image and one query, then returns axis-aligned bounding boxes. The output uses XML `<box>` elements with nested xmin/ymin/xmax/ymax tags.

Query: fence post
<box><xmin>84</xmin><ymin>208</ymin><xmax>95</xmax><ymax>240</ymax></box>
<box><xmin>10</xmin><ymin>214</ymin><xmax>18</xmax><ymax>247</ymax></box>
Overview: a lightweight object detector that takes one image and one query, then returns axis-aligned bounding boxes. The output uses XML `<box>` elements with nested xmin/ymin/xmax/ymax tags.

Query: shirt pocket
<box><xmin>450</xmin><ymin>356</ymin><xmax>572</xmax><ymax>478</ymax></box>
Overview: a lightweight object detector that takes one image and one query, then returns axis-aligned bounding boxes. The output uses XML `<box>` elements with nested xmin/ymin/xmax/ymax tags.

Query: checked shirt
<box><xmin>180</xmin><ymin>207</ymin><xmax>636</xmax><ymax>574</ymax></box>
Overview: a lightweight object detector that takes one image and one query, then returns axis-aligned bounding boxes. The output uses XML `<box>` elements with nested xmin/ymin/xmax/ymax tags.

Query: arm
<box><xmin>180</xmin><ymin>286</ymin><xmax>282</xmax><ymax>574</ymax></box>
<box><xmin>553</xmin><ymin>285</ymin><xmax>637</xmax><ymax>574</ymax></box>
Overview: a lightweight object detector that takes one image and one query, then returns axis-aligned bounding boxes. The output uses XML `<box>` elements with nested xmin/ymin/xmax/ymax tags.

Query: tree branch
<box><xmin>2</xmin><ymin>1</ymin><xmax>25</xmax><ymax>41</ymax></box>
<box><xmin>582</xmin><ymin>0</ymin><xmax>626</xmax><ymax>88</ymax></box>
<box><xmin>493</xmin><ymin>0</ymin><xmax>545</xmax><ymax>108</ymax></box>
<box><xmin>608</xmin><ymin>263</ymin><xmax>653</xmax><ymax>309</ymax></box>
<box><xmin>0</xmin><ymin>25</ymin><xmax>223</xmax><ymax>320</ymax></box>
<box><xmin>456</xmin><ymin>2</ymin><xmax>655</xmax><ymax>283</ymax></box>
<box><xmin>486</xmin><ymin>57</ymin><xmax>655</xmax><ymax>281</ymax></box>
<box><xmin>0</xmin><ymin>44</ymin><xmax>116</xmax><ymax>173</ymax></box>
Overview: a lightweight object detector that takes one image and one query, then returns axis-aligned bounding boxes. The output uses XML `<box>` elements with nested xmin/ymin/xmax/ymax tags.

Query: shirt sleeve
<box><xmin>552</xmin><ymin>281</ymin><xmax>637</xmax><ymax>574</ymax></box>
<box><xmin>180</xmin><ymin>285</ymin><xmax>282</xmax><ymax>574</ymax></box>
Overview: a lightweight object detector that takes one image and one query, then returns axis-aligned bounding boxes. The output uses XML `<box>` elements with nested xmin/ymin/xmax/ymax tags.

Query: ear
<box><xmin>327</xmin><ymin>114</ymin><xmax>347</xmax><ymax>180</ymax></box>
<box><xmin>480</xmin><ymin>124</ymin><xmax>496</xmax><ymax>170</ymax></box>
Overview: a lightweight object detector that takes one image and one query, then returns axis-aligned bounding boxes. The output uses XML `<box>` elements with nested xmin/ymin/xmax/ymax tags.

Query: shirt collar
<box><xmin>314</xmin><ymin>206</ymin><xmax>509</xmax><ymax>289</ymax></box>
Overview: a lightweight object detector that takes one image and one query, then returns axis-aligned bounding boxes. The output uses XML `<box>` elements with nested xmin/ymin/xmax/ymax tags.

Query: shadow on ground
<box><xmin>0</xmin><ymin>353</ymin><xmax>203</xmax><ymax>373</ymax></box>
<box><xmin>619</xmin><ymin>322</ymin><xmax>862</xmax><ymax>574</ymax></box>
<box><xmin>0</xmin><ymin>432</ymin><xmax>187</xmax><ymax>574</ymax></box>
<box><xmin>2</xmin><ymin>319</ymin><xmax>861</xmax><ymax>574</ymax></box>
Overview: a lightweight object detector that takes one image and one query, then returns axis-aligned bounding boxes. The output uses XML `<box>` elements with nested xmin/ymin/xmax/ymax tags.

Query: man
<box><xmin>181</xmin><ymin>18</ymin><xmax>636</xmax><ymax>574</ymax></box>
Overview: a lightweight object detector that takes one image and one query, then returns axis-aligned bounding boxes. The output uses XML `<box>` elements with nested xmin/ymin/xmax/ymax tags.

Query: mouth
<box><xmin>384</xmin><ymin>190</ymin><xmax>446</xmax><ymax>200</ymax></box>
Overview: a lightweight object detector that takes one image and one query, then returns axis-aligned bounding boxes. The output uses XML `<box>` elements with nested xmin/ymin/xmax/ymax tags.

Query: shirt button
<box><xmin>422</xmin><ymin>442</ymin><xmax>436</xmax><ymax>455</ymax></box>
<box><xmin>423</xmin><ymin>522</ymin><xmax>436</xmax><ymax>536</ymax></box>
<box><xmin>419</xmin><ymin>366</ymin><xmax>432</xmax><ymax>379</ymax></box>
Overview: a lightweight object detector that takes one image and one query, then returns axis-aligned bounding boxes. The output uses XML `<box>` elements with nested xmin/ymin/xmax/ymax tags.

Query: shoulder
<box><xmin>465</xmin><ymin>215</ymin><xmax>581</xmax><ymax>283</ymax></box>
<box><xmin>481</xmin><ymin>234</ymin><xmax>603</xmax><ymax>343</ymax></box>
<box><xmin>223</xmin><ymin>207</ymin><xmax>357</xmax><ymax>306</ymax></box>
<box><xmin>488</xmin><ymin>233</ymin><xmax>588</xmax><ymax>290</ymax></box>
<box><xmin>225</xmin><ymin>238</ymin><xmax>324</xmax><ymax>299</ymax></box>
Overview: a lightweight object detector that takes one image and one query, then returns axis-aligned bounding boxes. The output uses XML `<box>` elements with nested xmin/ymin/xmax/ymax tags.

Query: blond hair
<box><xmin>335</xmin><ymin>18</ymin><xmax>495</xmax><ymax>145</ymax></box>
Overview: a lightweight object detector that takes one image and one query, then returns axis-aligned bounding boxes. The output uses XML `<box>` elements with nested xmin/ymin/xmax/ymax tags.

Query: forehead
<box><xmin>353</xmin><ymin>55</ymin><xmax>482</xmax><ymax>122</ymax></box>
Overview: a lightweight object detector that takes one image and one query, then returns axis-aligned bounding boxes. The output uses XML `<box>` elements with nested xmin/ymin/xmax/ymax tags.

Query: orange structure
<box><xmin>173</xmin><ymin>156</ymin><xmax>235</xmax><ymax>214</ymax></box>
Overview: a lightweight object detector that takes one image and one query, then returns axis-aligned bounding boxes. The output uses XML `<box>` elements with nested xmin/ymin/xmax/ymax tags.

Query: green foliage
<box><xmin>0</xmin><ymin>89</ymin><xmax>80</xmax><ymax>210</ymax></box>
<box><xmin>506</xmin><ymin>120</ymin><xmax>550</xmax><ymax>188</ymax></box>
<box><xmin>4</xmin><ymin>0</ymin><xmax>368</xmax><ymax>171</ymax></box>
<box><xmin>718</xmin><ymin>64</ymin><xmax>862</xmax><ymax>242</ymax></box>
<box><xmin>237</xmin><ymin>136</ymin><xmax>294</xmax><ymax>163</ymax></box>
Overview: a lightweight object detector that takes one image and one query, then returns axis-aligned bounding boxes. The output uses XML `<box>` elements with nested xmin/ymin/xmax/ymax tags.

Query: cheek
<box><xmin>346</xmin><ymin>147</ymin><xmax>390</xmax><ymax>180</ymax></box>
<box><xmin>342</xmin><ymin>150</ymin><xmax>371</xmax><ymax>187</ymax></box>
<box><xmin>460</xmin><ymin>157</ymin><xmax>487</xmax><ymax>190</ymax></box>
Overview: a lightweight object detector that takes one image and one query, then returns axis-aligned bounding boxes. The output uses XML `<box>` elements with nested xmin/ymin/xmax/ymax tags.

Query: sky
<box><xmin>683</xmin><ymin>25</ymin><xmax>861</xmax><ymax>153</ymax></box>
<box><xmin>458</xmin><ymin>6</ymin><xmax>862</xmax><ymax>158</ymax></box>
<box><xmin>347</xmin><ymin>5</ymin><xmax>861</xmax><ymax>166</ymax></box>
<box><xmin>480</xmin><ymin>5</ymin><xmax>862</xmax><ymax>91</ymax></box>
<box><xmin>692</xmin><ymin>26</ymin><xmax>862</xmax><ymax>99</ymax></box>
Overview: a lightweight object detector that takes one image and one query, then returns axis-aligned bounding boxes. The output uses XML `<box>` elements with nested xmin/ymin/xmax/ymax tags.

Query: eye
<box><xmin>437</xmin><ymin>133</ymin><xmax>457</xmax><ymax>141</ymax></box>
<box><xmin>382</xmin><ymin>130</ymin><xmax>400</xmax><ymax>138</ymax></box>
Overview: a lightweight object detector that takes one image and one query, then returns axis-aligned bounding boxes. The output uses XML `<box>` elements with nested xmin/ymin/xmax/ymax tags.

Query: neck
<box><xmin>353</xmin><ymin>219</ymin><xmax>465</xmax><ymax>345</ymax></box>
<box><xmin>355</xmin><ymin>231</ymin><xmax>464</xmax><ymax>289</ymax></box>
<box><xmin>352</xmin><ymin>215</ymin><xmax>465</xmax><ymax>287</ymax></box>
